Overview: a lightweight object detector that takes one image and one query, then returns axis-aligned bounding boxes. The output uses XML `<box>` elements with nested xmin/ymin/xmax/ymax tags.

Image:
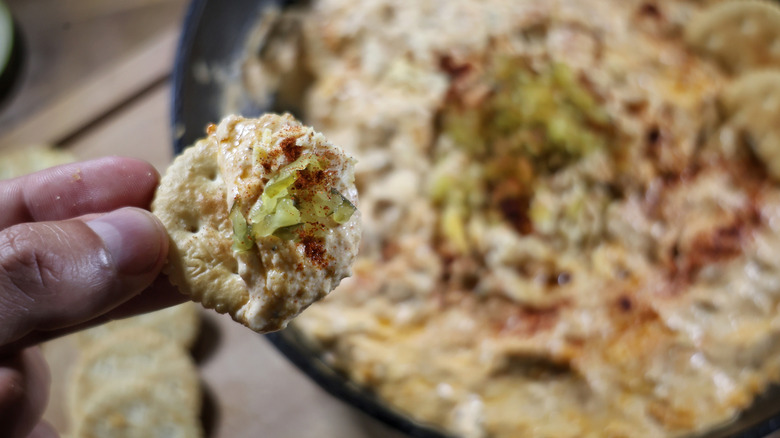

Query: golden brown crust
<box><xmin>721</xmin><ymin>69</ymin><xmax>780</xmax><ymax>179</ymax></box>
<box><xmin>273</xmin><ymin>0</ymin><xmax>780</xmax><ymax>436</ymax></box>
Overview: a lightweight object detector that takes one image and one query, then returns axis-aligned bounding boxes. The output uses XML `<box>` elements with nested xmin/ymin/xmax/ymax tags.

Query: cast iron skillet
<box><xmin>171</xmin><ymin>0</ymin><xmax>780</xmax><ymax>436</ymax></box>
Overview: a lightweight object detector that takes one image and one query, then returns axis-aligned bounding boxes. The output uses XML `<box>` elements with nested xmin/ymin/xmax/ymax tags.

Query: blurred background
<box><xmin>0</xmin><ymin>0</ymin><xmax>185</xmax><ymax>169</ymax></box>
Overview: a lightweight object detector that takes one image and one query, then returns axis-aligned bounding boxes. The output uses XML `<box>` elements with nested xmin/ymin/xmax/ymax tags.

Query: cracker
<box><xmin>686</xmin><ymin>0</ymin><xmax>780</xmax><ymax>73</ymax></box>
<box><xmin>0</xmin><ymin>145</ymin><xmax>75</xmax><ymax>179</ymax></box>
<box><xmin>70</xmin><ymin>380</ymin><xmax>203</xmax><ymax>438</ymax></box>
<box><xmin>75</xmin><ymin>302</ymin><xmax>201</xmax><ymax>349</ymax></box>
<box><xmin>720</xmin><ymin>69</ymin><xmax>780</xmax><ymax>178</ymax></box>
<box><xmin>67</xmin><ymin>328</ymin><xmax>201</xmax><ymax>420</ymax></box>
<box><xmin>152</xmin><ymin>114</ymin><xmax>361</xmax><ymax>333</ymax></box>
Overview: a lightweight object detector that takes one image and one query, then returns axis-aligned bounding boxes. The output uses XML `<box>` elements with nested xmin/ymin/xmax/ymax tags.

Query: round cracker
<box><xmin>152</xmin><ymin>114</ymin><xmax>361</xmax><ymax>333</ymax></box>
<box><xmin>71</xmin><ymin>380</ymin><xmax>203</xmax><ymax>438</ymax></box>
<box><xmin>686</xmin><ymin>0</ymin><xmax>780</xmax><ymax>74</ymax></box>
<box><xmin>75</xmin><ymin>302</ymin><xmax>201</xmax><ymax>349</ymax></box>
<box><xmin>0</xmin><ymin>145</ymin><xmax>75</xmax><ymax>179</ymax></box>
<box><xmin>152</xmin><ymin>137</ymin><xmax>250</xmax><ymax>320</ymax></box>
<box><xmin>68</xmin><ymin>328</ymin><xmax>201</xmax><ymax>420</ymax></box>
<box><xmin>720</xmin><ymin>69</ymin><xmax>780</xmax><ymax>179</ymax></box>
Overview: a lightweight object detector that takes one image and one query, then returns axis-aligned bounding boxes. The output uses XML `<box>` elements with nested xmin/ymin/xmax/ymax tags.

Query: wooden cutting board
<box><xmin>0</xmin><ymin>1</ymin><xmax>405</xmax><ymax>437</ymax></box>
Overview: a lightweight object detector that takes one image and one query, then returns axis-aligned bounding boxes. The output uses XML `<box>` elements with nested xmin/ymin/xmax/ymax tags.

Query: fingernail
<box><xmin>86</xmin><ymin>208</ymin><xmax>165</xmax><ymax>276</ymax></box>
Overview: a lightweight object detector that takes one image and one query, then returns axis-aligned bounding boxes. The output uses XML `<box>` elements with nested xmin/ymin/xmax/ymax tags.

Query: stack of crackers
<box><xmin>66</xmin><ymin>303</ymin><xmax>203</xmax><ymax>438</ymax></box>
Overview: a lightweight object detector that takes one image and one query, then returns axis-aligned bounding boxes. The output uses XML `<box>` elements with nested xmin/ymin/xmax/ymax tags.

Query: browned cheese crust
<box><xmin>237</xmin><ymin>0</ymin><xmax>780</xmax><ymax>437</ymax></box>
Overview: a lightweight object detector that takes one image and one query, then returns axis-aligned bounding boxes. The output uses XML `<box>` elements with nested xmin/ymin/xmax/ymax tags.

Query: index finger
<box><xmin>0</xmin><ymin>157</ymin><xmax>161</xmax><ymax>230</ymax></box>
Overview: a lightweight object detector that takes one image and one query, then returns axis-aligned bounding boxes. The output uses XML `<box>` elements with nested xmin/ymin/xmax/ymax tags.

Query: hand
<box><xmin>0</xmin><ymin>157</ymin><xmax>185</xmax><ymax>438</ymax></box>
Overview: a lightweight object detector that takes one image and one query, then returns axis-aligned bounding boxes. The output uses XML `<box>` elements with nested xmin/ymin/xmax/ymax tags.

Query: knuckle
<box><xmin>0</xmin><ymin>221</ymin><xmax>116</xmax><ymax>341</ymax></box>
<box><xmin>0</xmin><ymin>224</ymin><xmax>66</xmax><ymax>300</ymax></box>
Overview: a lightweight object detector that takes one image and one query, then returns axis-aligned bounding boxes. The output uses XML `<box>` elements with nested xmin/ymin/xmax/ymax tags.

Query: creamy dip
<box><xmin>213</xmin><ymin>114</ymin><xmax>361</xmax><ymax>331</ymax></box>
<box><xmin>243</xmin><ymin>0</ymin><xmax>780</xmax><ymax>436</ymax></box>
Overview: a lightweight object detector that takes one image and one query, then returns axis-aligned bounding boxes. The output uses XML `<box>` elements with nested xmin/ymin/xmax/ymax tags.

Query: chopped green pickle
<box><xmin>332</xmin><ymin>190</ymin><xmax>357</xmax><ymax>224</ymax></box>
<box><xmin>252</xmin><ymin>197</ymin><xmax>302</xmax><ymax>238</ymax></box>
<box><xmin>230</xmin><ymin>204</ymin><xmax>254</xmax><ymax>251</ymax></box>
<box><xmin>433</xmin><ymin>58</ymin><xmax>613</xmax><ymax>252</ymax></box>
<box><xmin>264</xmin><ymin>156</ymin><xmax>315</xmax><ymax>199</ymax></box>
<box><xmin>333</xmin><ymin>201</ymin><xmax>356</xmax><ymax>224</ymax></box>
<box><xmin>232</xmin><ymin>152</ymin><xmax>356</xmax><ymax>247</ymax></box>
<box><xmin>273</xmin><ymin>223</ymin><xmax>304</xmax><ymax>240</ymax></box>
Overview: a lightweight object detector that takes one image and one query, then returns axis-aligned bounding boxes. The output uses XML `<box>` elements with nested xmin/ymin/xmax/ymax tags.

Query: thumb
<box><xmin>0</xmin><ymin>207</ymin><xmax>168</xmax><ymax>347</ymax></box>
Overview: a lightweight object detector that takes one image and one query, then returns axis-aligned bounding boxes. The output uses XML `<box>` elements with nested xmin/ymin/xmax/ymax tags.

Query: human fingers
<box><xmin>28</xmin><ymin>421</ymin><xmax>59</xmax><ymax>438</ymax></box>
<box><xmin>0</xmin><ymin>347</ymin><xmax>49</xmax><ymax>438</ymax></box>
<box><xmin>2</xmin><ymin>276</ymin><xmax>188</xmax><ymax>351</ymax></box>
<box><xmin>86</xmin><ymin>275</ymin><xmax>188</xmax><ymax>321</ymax></box>
<box><xmin>0</xmin><ymin>207</ymin><xmax>167</xmax><ymax>351</ymax></box>
<box><xmin>27</xmin><ymin>421</ymin><xmax>60</xmax><ymax>438</ymax></box>
<box><xmin>0</xmin><ymin>157</ymin><xmax>160</xmax><ymax>230</ymax></box>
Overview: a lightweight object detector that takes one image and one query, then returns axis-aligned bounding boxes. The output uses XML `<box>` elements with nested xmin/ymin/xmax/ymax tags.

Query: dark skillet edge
<box><xmin>266</xmin><ymin>323</ymin><xmax>780</xmax><ymax>438</ymax></box>
<box><xmin>169</xmin><ymin>1</ymin><xmax>780</xmax><ymax>437</ymax></box>
<box><xmin>717</xmin><ymin>388</ymin><xmax>780</xmax><ymax>438</ymax></box>
<box><xmin>265</xmin><ymin>329</ymin><xmax>454</xmax><ymax>438</ymax></box>
<box><xmin>734</xmin><ymin>419</ymin><xmax>780</xmax><ymax>438</ymax></box>
<box><xmin>171</xmin><ymin>0</ymin><xmax>207</xmax><ymax>155</ymax></box>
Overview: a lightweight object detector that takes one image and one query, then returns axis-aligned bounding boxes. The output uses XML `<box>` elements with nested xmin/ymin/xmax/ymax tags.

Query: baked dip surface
<box><xmin>244</xmin><ymin>0</ymin><xmax>780</xmax><ymax>436</ymax></box>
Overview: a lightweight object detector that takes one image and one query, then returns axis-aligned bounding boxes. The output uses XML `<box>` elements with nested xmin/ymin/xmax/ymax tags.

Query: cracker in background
<box><xmin>0</xmin><ymin>145</ymin><xmax>76</xmax><ymax>179</ymax></box>
<box><xmin>67</xmin><ymin>328</ymin><xmax>201</xmax><ymax>421</ymax></box>
<box><xmin>71</xmin><ymin>380</ymin><xmax>203</xmax><ymax>438</ymax></box>
<box><xmin>74</xmin><ymin>302</ymin><xmax>201</xmax><ymax>350</ymax></box>
<box><xmin>686</xmin><ymin>0</ymin><xmax>780</xmax><ymax>74</ymax></box>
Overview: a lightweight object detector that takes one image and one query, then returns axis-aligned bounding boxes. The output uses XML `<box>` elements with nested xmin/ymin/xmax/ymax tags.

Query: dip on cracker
<box><xmin>152</xmin><ymin>113</ymin><xmax>361</xmax><ymax>333</ymax></box>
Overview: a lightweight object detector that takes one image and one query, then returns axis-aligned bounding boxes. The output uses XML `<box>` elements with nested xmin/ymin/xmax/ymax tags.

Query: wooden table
<box><xmin>0</xmin><ymin>1</ymin><xmax>405</xmax><ymax>437</ymax></box>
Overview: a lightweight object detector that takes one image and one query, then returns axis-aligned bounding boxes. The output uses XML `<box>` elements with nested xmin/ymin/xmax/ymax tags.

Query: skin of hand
<box><xmin>0</xmin><ymin>156</ymin><xmax>186</xmax><ymax>438</ymax></box>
